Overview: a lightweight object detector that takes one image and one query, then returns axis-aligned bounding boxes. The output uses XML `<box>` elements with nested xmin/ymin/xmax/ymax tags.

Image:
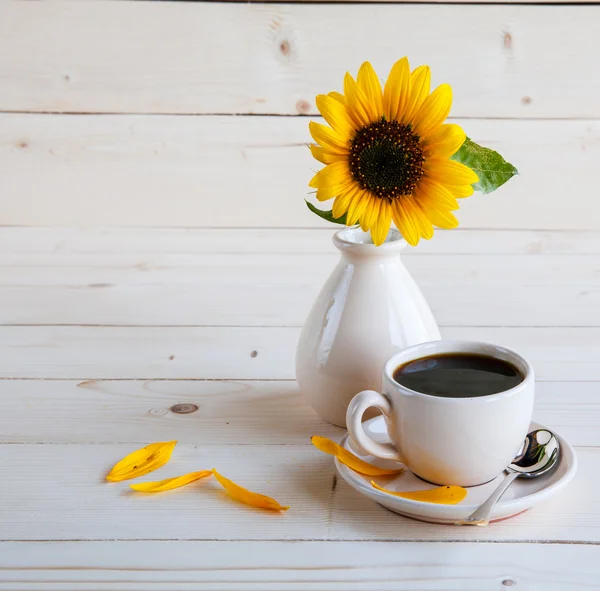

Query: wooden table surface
<box><xmin>1</xmin><ymin>226</ymin><xmax>599</xmax><ymax>590</ymax></box>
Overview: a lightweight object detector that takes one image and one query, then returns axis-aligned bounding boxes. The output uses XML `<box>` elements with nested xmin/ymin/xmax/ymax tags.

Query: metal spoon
<box><xmin>458</xmin><ymin>428</ymin><xmax>560</xmax><ymax>526</ymax></box>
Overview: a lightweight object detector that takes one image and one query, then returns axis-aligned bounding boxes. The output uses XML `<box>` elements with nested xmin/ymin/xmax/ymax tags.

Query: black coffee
<box><xmin>393</xmin><ymin>353</ymin><xmax>524</xmax><ymax>398</ymax></box>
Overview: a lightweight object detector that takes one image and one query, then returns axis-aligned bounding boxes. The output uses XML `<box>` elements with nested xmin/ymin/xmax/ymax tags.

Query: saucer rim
<box><xmin>335</xmin><ymin>418</ymin><xmax>577</xmax><ymax>517</ymax></box>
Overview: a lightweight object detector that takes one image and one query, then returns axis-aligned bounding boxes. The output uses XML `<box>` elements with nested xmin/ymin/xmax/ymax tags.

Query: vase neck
<box><xmin>333</xmin><ymin>228</ymin><xmax>407</xmax><ymax>260</ymax></box>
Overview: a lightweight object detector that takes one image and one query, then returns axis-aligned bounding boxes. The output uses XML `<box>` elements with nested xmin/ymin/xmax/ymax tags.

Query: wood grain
<box><xmin>0</xmin><ymin>442</ymin><xmax>592</xmax><ymax>542</ymax></box>
<box><xmin>0</xmin><ymin>325</ymin><xmax>598</xmax><ymax>380</ymax></box>
<box><xmin>1</xmin><ymin>541</ymin><xmax>598</xmax><ymax>591</ymax></box>
<box><xmin>1</xmin><ymin>115</ymin><xmax>598</xmax><ymax>228</ymax></box>
<box><xmin>1</xmin><ymin>0</ymin><xmax>598</xmax><ymax>575</ymax></box>
<box><xmin>1</xmin><ymin>228</ymin><xmax>599</xmax><ymax>256</ymax></box>
<box><xmin>0</xmin><ymin>250</ymin><xmax>596</xmax><ymax>327</ymax></box>
<box><xmin>0</xmin><ymin>379</ymin><xmax>597</xmax><ymax>447</ymax></box>
<box><xmin>1</xmin><ymin>2</ymin><xmax>599</xmax><ymax>117</ymax></box>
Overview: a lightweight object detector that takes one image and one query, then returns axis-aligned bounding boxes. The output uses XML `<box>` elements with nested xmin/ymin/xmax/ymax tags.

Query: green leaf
<box><xmin>450</xmin><ymin>138</ymin><xmax>518</xmax><ymax>195</ymax></box>
<box><xmin>305</xmin><ymin>200</ymin><xmax>348</xmax><ymax>225</ymax></box>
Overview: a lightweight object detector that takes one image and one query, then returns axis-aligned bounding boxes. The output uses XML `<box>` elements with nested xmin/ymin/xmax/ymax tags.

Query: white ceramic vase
<box><xmin>295</xmin><ymin>227</ymin><xmax>441</xmax><ymax>427</ymax></box>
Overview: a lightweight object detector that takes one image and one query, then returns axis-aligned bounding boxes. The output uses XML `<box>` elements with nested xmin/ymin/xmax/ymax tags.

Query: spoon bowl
<box><xmin>458</xmin><ymin>428</ymin><xmax>560</xmax><ymax>526</ymax></box>
<box><xmin>508</xmin><ymin>429</ymin><xmax>560</xmax><ymax>478</ymax></box>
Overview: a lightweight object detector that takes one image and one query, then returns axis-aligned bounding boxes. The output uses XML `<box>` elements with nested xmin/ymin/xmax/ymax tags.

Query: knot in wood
<box><xmin>170</xmin><ymin>403</ymin><xmax>199</xmax><ymax>415</ymax></box>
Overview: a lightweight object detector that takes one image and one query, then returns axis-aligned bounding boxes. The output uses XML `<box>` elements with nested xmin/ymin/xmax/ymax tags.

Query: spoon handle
<box><xmin>457</xmin><ymin>471</ymin><xmax>520</xmax><ymax>526</ymax></box>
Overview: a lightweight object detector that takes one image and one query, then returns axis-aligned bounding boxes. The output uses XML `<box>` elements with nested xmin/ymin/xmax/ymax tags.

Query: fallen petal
<box><xmin>106</xmin><ymin>441</ymin><xmax>177</xmax><ymax>482</ymax></box>
<box><xmin>130</xmin><ymin>470</ymin><xmax>213</xmax><ymax>492</ymax></box>
<box><xmin>311</xmin><ymin>436</ymin><xmax>404</xmax><ymax>476</ymax></box>
<box><xmin>371</xmin><ymin>481</ymin><xmax>467</xmax><ymax>505</ymax></box>
<box><xmin>212</xmin><ymin>470</ymin><xmax>289</xmax><ymax>511</ymax></box>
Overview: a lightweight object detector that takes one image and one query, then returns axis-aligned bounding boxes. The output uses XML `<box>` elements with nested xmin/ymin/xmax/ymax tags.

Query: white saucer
<box><xmin>335</xmin><ymin>417</ymin><xmax>577</xmax><ymax>525</ymax></box>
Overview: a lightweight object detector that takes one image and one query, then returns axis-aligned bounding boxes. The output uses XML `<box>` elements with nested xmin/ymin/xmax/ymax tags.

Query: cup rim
<box><xmin>383</xmin><ymin>340</ymin><xmax>534</xmax><ymax>404</ymax></box>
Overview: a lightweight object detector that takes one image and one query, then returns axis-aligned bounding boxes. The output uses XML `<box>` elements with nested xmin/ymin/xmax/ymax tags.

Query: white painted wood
<box><xmin>0</xmin><ymin>229</ymin><xmax>594</xmax><ymax>567</ymax></box>
<box><xmin>0</xmin><ymin>325</ymin><xmax>297</xmax><ymax>379</ymax></box>
<box><xmin>0</xmin><ymin>442</ymin><xmax>593</xmax><ymax>542</ymax></box>
<box><xmin>0</xmin><ymin>325</ymin><xmax>599</xmax><ymax>380</ymax></box>
<box><xmin>1</xmin><ymin>2</ymin><xmax>599</xmax><ymax>118</ymax></box>
<box><xmin>0</xmin><ymin>228</ymin><xmax>599</xmax><ymax>256</ymax></box>
<box><xmin>0</xmin><ymin>0</ymin><xmax>597</xmax><ymax>575</ymax></box>
<box><xmin>0</xmin><ymin>379</ymin><xmax>596</xmax><ymax>447</ymax></box>
<box><xmin>0</xmin><ymin>250</ymin><xmax>596</xmax><ymax>327</ymax></box>
<box><xmin>0</xmin><ymin>230</ymin><xmax>596</xmax><ymax>331</ymax></box>
<box><xmin>0</xmin><ymin>380</ymin><xmax>343</xmax><ymax>445</ymax></box>
<box><xmin>0</xmin><ymin>250</ymin><xmax>600</xmax><ymax>326</ymax></box>
<box><xmin>1</xmin><ymin>115</ymin><xmax>599</xmax><ymax>229</ymax></box>
<box><xmin>1</xmin><ymin>541</ymin><xmax>598</xmax><ymax>591</ymax></box>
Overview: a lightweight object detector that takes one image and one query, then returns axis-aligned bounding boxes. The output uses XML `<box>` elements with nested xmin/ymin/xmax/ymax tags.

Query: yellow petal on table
<box><xmin>371</xmin><ymin>481</ymin><xmax>467</xmax><ymax>504</ymax></box>
<box><xmin>130</xmin><ymin>470</ymin><xmax>213</xmax><ymax>493</ymax></box>
<box><xmin>311</xmin><ymin>436</ymin><xmax>404</xmax><ymax>477</ymax></box>
<box><xmin>106</xmin><ymin>441</ymin><xmax>177</xmax><ymax>482</ymax></box>
<box><xmin>212</xmin><ymin>470</ymin><xmax>290</xmax><ymax>511</ymax></box>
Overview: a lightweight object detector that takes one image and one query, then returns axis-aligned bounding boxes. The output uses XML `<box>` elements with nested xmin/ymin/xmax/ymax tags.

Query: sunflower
<box><xmin>308</xmin><ymin>58</ymin><xmax>479</xmax><ymax>246</ymax></box>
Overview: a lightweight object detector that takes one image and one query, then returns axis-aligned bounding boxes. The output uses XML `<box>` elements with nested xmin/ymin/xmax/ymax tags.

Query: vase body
<box><xmin>295</xmin><ymin>227</ymin><xmax>441</xmax><ymax>427</ymax></box>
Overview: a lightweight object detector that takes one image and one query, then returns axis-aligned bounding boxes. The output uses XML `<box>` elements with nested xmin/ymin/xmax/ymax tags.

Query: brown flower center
<box><xmin>349</xmin><ymin>118</ymin><xmax>425</xmax><ymax>200</ymax></box>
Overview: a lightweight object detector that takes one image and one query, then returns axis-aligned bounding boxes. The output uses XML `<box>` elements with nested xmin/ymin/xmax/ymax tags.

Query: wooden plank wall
<box><xmin>0</xmin><ymin>0</ymin><xmax>599</xmax><ymax>229</ymax></box>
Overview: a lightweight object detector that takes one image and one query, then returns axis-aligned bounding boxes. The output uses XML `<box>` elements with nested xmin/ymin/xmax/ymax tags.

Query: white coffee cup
<box><xmin>346</xmin><ymin>340</ymin><xmax>535</xmax><ymax>487</ymax></box>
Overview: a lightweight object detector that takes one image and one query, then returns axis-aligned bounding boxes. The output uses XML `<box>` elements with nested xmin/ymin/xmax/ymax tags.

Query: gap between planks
<box><xmin>1</xmin><ymin>538</ymin><xmax>600</xmax><ymax>545</ymax></box>
<box><xmin>3</xmin><ymin>110</ymin><xmax>600</xmax><ymax>120</ymax></box>
<box><xmin>3</xmin><ymin>2</ymin><xmax>600</xmax><ymax>118</ymax></box>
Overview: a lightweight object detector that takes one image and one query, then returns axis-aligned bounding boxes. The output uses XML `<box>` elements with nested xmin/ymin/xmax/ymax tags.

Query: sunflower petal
<box><xmin>309</xmin><ymin>144</ymin><xmax>347</xmax><ymax>165</ymax></box>
<box><xmin>332</xmin><ymin>189</ymin><xmax>355</xmax><ymax>219</ymax></box>
<box><xmin>106</xmin><ymin>441</ymin><xmax>177</xmax><ymax>482</ymax></box>
<box><xmin>315</xmin><ymin>94</ymin><xmax>354</xmax><ymax>138</ymax></box>
<box><xmin>417</xmin><ymin>178</ymin><xmax>459</xmax><ymax>210</ymax></box>
<box><xmin>316</xmin><ymin>184</ymin><xmax>342</xmax><ymax>202</ymax></box>
<box><xmin>311</xmin><ymin>436</ymin><xmax>404</xmax><ymax>476</ymax></box>
<box><xmin>427</xmin><ymin>207</ymin><xmax>459</xmax><ymax>229</ymax></box>
<box><xmin>309</xmin><ymin>121</ymin><xmax>349</xmax><ymax>153</ymax></box>
<box><xmin>371</xmin><ymin>481</ymin><xmax>467</xmax><ymax>505</ymax></box>
<box><xmin>309</xmin><ymin>161</ymin><xmax>350</xmax><ymax>189</ymax></box>
<box><xmin>328</xmin><ymin>91</ymin><xmax>346</xmax><ymax>105</ymax></box>
<box><xmin>392</xmin><ymin>199</ymin><xmax>420</xmax><ymax>246</ymax></box>
<box><xmin>425</xmin><ymin>159</ymin><xmax>479</xmax><ymax>186</ymax></box>
<box><xmin>346</xmin><ymin>189</ymin><xmax>370</xmax><ymax>226</ymax></box>
<box><xmin>404</xmin><ymin>198</ymin><xmax>434</xmax><ymax>240</ymax></box>
<box><xmin>356</xmin><ymin>61</ymin><xmax>383</xmax><ymax>119</ymax></box>
<box><xmin>371</xmin><ymin>200</ymin><xmax>392</xmax><ymax>246</ymax></box>
<box><xmin>344</xmin><ymin>72</ymin><xmax>373</xmax><ymax>129</ymax></box>
<box><xmin>213</xmin><ymin>470</ymin><xmax>289</xmax><ymax>511</ymax></box>
<box><xmin>383</xmin><ymin>57</ymin><xmax>410</xmax><ymax>122</ymax></box>
<box><xmin>423</xmin><ymin>124</ymin><xmax>466</xmax><ymax>159</ymax></box>
<box><xmin>412</xmin><ymin>83</ymin><xmax>453</xmax><ymax>137</ymax></box>
<box><xmin>448</xmin><ymin>184</ymin><xmax>475</xmax><ymax>199</ymax></box>
<box><xmin>402</xmin><ymin>65</ymin><xmax>431</xmax><ymax>124</ymax></box>
<box><xmin>130</xmin><ymin>470</ymin><xmax>212</xmax><ymax>493</ymax></box>
<box><xmin>415</xmin><ymin>186</ymin><xmax>460</xmax><ymax>229</ymax></box>
<box><xmin>362</xmin><ymin>196</ymin><xmax>381</xmax><ymax>232</ymax></box>
<box><xmin>359</xmin><ymin>195</ymin><xmax>374</xmax><ymax>231</ymax></box>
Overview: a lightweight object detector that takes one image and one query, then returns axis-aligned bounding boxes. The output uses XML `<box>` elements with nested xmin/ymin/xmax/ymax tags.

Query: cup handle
<box><xmin>346</xmin><ymin>390</ymin><xmax>403</xmax><ymax>462</ymax></box>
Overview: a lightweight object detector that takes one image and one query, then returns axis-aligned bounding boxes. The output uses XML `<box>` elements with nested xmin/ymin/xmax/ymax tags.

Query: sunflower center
<box><xmin>349</xmin><ymin>118</ymin><xmax>425</xmax><ymax>200</ymax></box>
